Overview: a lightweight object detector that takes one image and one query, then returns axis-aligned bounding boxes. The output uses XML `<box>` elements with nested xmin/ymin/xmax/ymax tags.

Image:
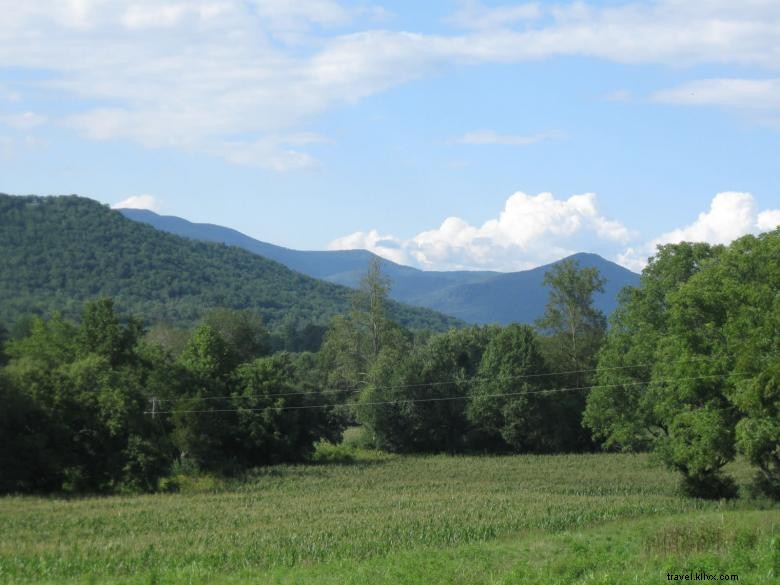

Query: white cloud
<box><xmin>3</xmin><ymin>0</ymin><xmax>780</xmax><ymax>169</ymax></box>
<box><xmin>454</xmin><ymin>129</ymin><xmax>561</xmax><ymax>146</ymax></box>
<box><xmin>617</xmin><ymin>192</ymin><xmax>780</xmax><ymax>270</ymax></box>
<box><xmin>332</xmin><ymin>190</ymin><xmax>779</xmax><ymax>272</ymax></box>
<box><xmin>330</xmin><ymin>191</ymin><xmax>633</xmax><ymax>270</ymax></box>
<box><xmin>655</xmin><ymin>192</ymin><xmax>757</xmax><ymax>245</ymax></box>
<box><xmin>111</xmin><ymin>194</ymin><xmax>161</xmax><ymax>212</ymax></box>
<box><xmin>757</xmin><ymin>209</ymin><xmax>780</xmax><ymax>230</ymax></box>
<box><xmin>0</xmin><ymin>111</ymin><xmax>47</xmax><ymax>130</ymax></box>
<box><xmin>652</xmin><ymin>78</ymin><xmax>780</xmax><ymax>109</ymax></box>
<box><xmin>446</xmin><ymin>1</ymin><xmax>542</xmax><ymax>30</ymax></box>
<box><xmin>328</xmin><ymin>229</ymin><xmax>409</xmax><ymax>265</ymax></box>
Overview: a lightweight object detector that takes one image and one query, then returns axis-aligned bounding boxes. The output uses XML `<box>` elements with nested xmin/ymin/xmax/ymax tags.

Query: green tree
<box><xmin>359</xmin><ymin>326</ymin><xmax>497</xmax><ymax>452</ymax></box>
<box><xmin>585</xmin><ymin>233</ymin><xmax>780</xmax><ymax>499</ymax></box>
<box><xmin>173</xmin><ymin>352</ymin><xmax>342</xmax><ymax>473</ymax></box>
<box><xmin>584</xmin><ymin>242</ymin><xmax>722</xmax><ymax>452</ymax></box>
<box><xmin>3</xmin><ymin>300</ymin><xmax>169</xmax><ymax>493</ymax></box>
<box><xmin>536</xmin><ymin>259</ymin><xmax>607</xmax><ymax>381</ymax></box>
<box><xmin>320</xmin><ymin>258</ymin><xmax>398</xmax><ymax>393</ymax></box>
<box><xmin>535</xmin><ymin>259</ymin><xmax>607</xmax><ymax>452</ymax></box>
<box><xmin>0</xmin><ymin>371</ymin><xmax>60</xmax><ymax>493</ymax></box>
<box><xmin>201</xmin><ymin>308</ymin><xmax>270</xmax><ymax>364</ymax></box>
<box><xmin>355</xmin><ymin>257</ymin><xmax>391</xmax><ymax>360</ymax></box>
<box><xmin>468</xmin><ymin>324</ymin><xmax>554</xmax><ymax>452</ymax></box>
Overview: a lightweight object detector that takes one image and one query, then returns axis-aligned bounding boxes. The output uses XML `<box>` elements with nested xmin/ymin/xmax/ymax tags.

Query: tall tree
<box><xmin>354</xmin><ymin>257</ymin><xmax>392</xmax><ymax>360</ymax></box>
<box><xmin>535</xmin><ymin>259</ymin><xmax>607</xmax><ymax>383</ymax></box>
<box><xmin>320</xmin><ymin>258</ymin><xmax>394</xmax><ymax>391</ymax></box>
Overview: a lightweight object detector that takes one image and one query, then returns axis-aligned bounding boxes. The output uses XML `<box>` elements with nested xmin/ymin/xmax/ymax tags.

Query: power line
<box><xmin>146</xmin><ymin>372</ymin><xmax>748</xmax><ymax>415</ymax></box>
<box><xmin>153</xmin><ymin>354</ymin><xmax>736</xmax><ymax>403</ymax></box>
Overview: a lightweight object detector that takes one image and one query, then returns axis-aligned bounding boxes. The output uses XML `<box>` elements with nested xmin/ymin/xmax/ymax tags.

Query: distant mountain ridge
<box><xmin>0</xmin><ymin>194</ymin><xmax>461</xmax><ymax>331</ymax></box>
<box><xmin>121</xmin><ymin>209</ymin><xmax>640</xmax><ymax>324</ymax></box>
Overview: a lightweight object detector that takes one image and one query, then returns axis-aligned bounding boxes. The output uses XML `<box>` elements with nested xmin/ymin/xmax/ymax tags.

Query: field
<box><xmin>1</xmin><ymin>451</ymin><xmax>777</xmax><ymax>584</ymax></box>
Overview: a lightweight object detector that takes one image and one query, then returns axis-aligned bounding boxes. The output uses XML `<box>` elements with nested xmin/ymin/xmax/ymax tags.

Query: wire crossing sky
<box><xmin>1</xmin><ymin>1</ymin><xmax>779</xmax><ymax>271</ymax></box>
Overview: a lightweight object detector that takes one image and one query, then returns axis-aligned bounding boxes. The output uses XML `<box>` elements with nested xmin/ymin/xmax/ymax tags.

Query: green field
<box><xmin>1</xmin><ymin>452</ymin><xmax>777</xmax><ymax>584</ymax></box>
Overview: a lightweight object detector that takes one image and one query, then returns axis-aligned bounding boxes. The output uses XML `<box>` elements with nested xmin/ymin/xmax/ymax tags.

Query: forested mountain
<box><xmin>123</xmin><ymin>209</ymin><xmax>639</xmax><ymax>324</ymax></box>
<box><xmin>0</xmin><ymin>194</ymin><xmax>460</xmax><ymax>330</ymax></box>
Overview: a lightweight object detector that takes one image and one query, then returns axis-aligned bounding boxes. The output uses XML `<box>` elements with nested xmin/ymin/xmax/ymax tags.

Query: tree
<box><xmin>3</xmin><ymin>300</ymin><xmax>170</xmax><ymax>493</ymax></box>
<box><xmin>173</xmin><ymin>352</ymin><xmax>342</xmax><ymax>473</ymax></box>
<box><xmin>535</xmin><ymin>259</ymin><xmax>607</xmax><ymax>382</ymax></box>
<box><xmin>584</xmin><ymin>242</ymin><xmax>722</xmax><ymax>452</ymax></box>
<box><xmin>358</xmin><ymin>326</ymin><xmax>497</xmax><ymax>452</ymax></box>
<box><xmin>468</xmin><ymin>324</ymin><xmax>554</xmax><ymax>452</ymax></box>
<box><xmin>320</xmin><ymin>258</ymin><xmax>395</xmax><ymax>392</ymax></box>
<box><xmin>534</xmin><ymin>259</ymin><xmax>607</xmax><ymax>452</ymax></box>
<box><xmin>200</xmin><ymin>308</ymin><xmax>270</xmax><ymax>364</ymax></box>
<box><xmin>585</xmin><ymin>233</ymin><xmax>780</xmax><ymax>499</ymax></box>
<box><xmin>0</xmin><ymin>371</ymin><xmax>60</xmax><ymax>493</ymax></box>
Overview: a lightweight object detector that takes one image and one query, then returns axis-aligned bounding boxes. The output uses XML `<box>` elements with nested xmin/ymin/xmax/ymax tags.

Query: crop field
<box><xmin>1</xmin><ymin>451</ymin><xmax>778</xmax><ymax>584</ymax></box>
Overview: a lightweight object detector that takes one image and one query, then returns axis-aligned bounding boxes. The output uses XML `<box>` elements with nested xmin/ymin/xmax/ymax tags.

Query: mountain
<box><xmin>119</xmin><ymin>209</ymin><xmax>499</xmax><ymax>300</ymax></box>
<box><xmin>415</xmin><ymin>253</ymin><xmax>638</xmax><ymax>324</ymax></box>
<box><xmin>0</xmin><ymin>194</ymin><xmax>461</xmax><ymax>331</ymax></box>
<box><xmin>121</xmin><ymin>209</ymin><xmax>640</xmax><ymax>324</ymax></box>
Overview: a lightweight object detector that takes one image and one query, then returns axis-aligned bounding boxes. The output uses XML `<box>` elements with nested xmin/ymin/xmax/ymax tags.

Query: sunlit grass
<box><xmin>0</xmin><ymin>453</ymin><xmax>776</xmax><ymax>584</ymax></box>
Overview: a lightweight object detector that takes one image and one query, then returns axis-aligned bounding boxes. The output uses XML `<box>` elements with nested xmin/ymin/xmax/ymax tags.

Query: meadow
<box><xmin>1</xmin><ymin>450</ymin><xmax>777</xmax><ymax>584</ymax></box>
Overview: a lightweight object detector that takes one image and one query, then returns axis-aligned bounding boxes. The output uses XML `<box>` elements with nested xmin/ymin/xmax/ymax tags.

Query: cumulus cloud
<box><xmin>331</xmin><ymin>190</ymin><xmax>779</xmax><ymax>272</ymax></box>
<box><xmin>329</xmin><ymin>192</ymin><xmax>633</xmax><ymax>270</ymax></box>
<box><xmin>757</xmin><ymin>209</ymin><xmax>780</xmax><ymax>230</ymax></box>
<box><xmin>454</xmin><ymin>129</ymin><xmax>561</xmax><ymax>146</ymax></box>
<box><xmin>111</xmin><ymin>194</ymin><xmax>161</xmax><ymax>212</ymax></box>
<box><xmin>1</xmin><ymin>1</ymin><xmax>780</xmax><ymax>168</ymax></box>
<box><xmin>617</xmin><ymin>192</ymin><xmax>780</xmax><ymax>271</ymax></box>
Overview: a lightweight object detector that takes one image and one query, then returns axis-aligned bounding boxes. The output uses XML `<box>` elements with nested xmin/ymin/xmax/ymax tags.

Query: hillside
<box><xmin>122</xmin><ymin>209</ymin><xmax>639</xmax><ymax>324</ymax></box>
<box><xmin>0</xmin><ymin>195</ymin><xmax>461</xmax><ymax>330</ymax></box>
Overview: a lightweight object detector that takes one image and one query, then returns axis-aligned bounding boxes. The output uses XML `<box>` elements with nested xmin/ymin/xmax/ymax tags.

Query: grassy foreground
<box><xmin>1</xmin><ymin>452</ymin><xmax>777</xmax><ymax>584</ymax></box>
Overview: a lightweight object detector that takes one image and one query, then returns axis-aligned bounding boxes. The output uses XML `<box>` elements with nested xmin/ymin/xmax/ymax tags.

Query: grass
<box><xmin>0</xmin><ymin>452</ymin><xmax>777</xmax><ymax>584</ymax></box>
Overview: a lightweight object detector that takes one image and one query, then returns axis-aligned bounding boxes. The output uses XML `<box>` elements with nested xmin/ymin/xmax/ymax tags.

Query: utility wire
<box><xmin>146</xmin><ymin>372</ymin><xmax>749</xmax><ymax>415</ymax></box>
<box><xmin>153</xmin><ymin>353</ymin><xmax>737</xmax><ymax>403</ymax></box>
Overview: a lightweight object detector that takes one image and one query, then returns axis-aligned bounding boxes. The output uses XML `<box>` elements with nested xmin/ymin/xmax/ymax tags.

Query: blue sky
<box><xmin>1</xmin><ymin>0</ymin><xmax>779</xmax><ymax>271</ymax></box>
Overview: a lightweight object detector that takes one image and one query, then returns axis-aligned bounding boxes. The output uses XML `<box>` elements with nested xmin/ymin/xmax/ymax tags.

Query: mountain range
<box><xmin>121</xmin><ymin>209</ymin><xmax>640</xmax><ymax>324</ymax></box>
<box><xmin>0</xmin><ymin>194</ymin><xmax>459</xmax><ymax>331</ymax></box>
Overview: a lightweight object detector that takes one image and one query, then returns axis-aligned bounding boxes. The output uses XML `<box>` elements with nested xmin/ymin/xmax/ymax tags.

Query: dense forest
<box><xmin>0</xmin><ymin>195</ymin><xmax>460</xmax><ymax>333</ymax></box>
<box><xmin>0</xmin><ymin>199</ymin><xmax>777</xmax><ymax>501</ymax></box>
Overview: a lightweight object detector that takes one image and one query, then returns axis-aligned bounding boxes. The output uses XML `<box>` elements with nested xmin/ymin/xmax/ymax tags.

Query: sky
<box><xmin>1</xmin><ymin>0</ymin><xmax>779</xmax><ymax>272</ymax></box>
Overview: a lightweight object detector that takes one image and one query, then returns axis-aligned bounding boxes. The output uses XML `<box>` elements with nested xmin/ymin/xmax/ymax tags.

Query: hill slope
<box><xmin>0</xmin><ymin>195</ymin><xmax>461</xmax><ymax>330</ymax></box>
<box><xmin>122</xmin><ymin>209</ymin><xmax>639</xmax><ymax>324</ymax></box>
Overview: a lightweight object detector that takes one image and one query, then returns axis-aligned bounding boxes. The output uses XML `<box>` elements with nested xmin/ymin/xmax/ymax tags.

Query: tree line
<box><xmin>1</xmin><ymin>228</ymin><xmax>777</xmax><ymax>500</ymax></box>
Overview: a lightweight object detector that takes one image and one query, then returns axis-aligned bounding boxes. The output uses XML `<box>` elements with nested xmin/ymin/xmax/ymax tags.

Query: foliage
<box><xmin>0</xmin><ymin>299</ymin><xmax>345</xmax><ymax>493</ymax></box>
<box><xmin>585</xmin><ymin>231</ymin><xmax>780</xmax><ymax>499</ymax></box>
<box><xmin>358</xmin><ymin>326</ymin><xmax>497</xmax><ymax>452</ymax></box>
<box><xmin>2</xmin><ymin>299</ymin><xmax>169</xmax><ymax>493</ymax></box>
<box><xmin>535</xmin><ymin>258</ymin><xmax>607</xmax><ymax>380</ymax></box>
<box><xmin>468</xmin><ymin>324</ymin><xmax>554</xmax><ymax>452</ymax></box>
